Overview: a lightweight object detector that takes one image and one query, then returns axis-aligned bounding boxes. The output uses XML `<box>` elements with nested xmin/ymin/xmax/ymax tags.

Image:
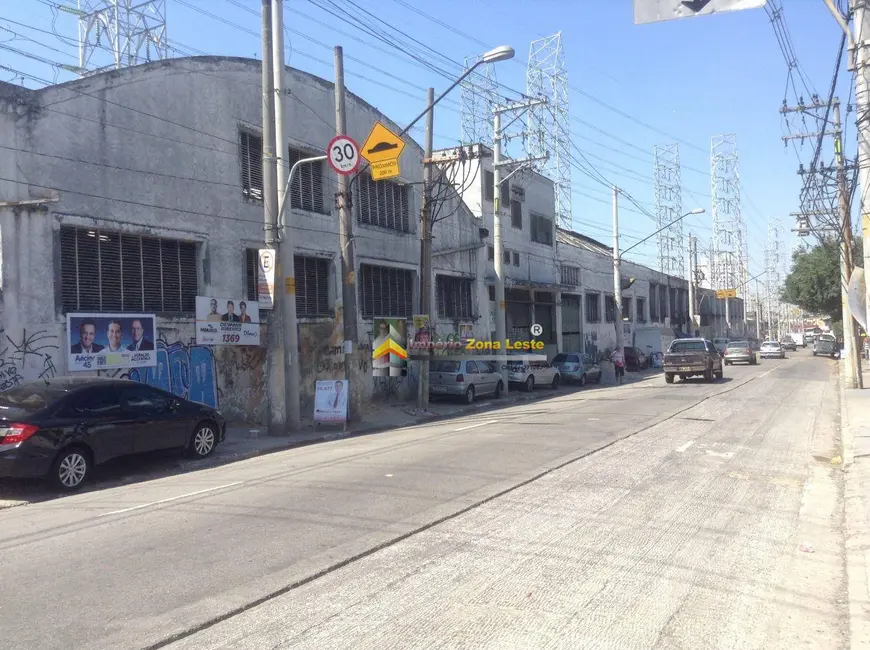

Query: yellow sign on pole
<box><xmin>715</xmin><ymin>288</ymin><xmax>737</xmax><ymax>299</ymax></box>
<box><xmin>361</xmin><ymin>121</ymin><xmax>405</xmax><ymax>181</ymax></box>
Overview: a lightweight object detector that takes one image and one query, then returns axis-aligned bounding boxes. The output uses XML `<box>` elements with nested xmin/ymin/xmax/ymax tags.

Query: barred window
<box><xmin>487</xmin><ymin>245</ymin><xmax>494</xmax><ymax>261</ymax></box>
<box><xmin>605</xmin><ymin>295</ymin><xmax>617</xmax><ymax>323</ymax></box>
<box><xmin>585</xmin><ymin>292</ymin><xmax>600</xmax><ymax>323</ymax></box>
<box><xmin>436</xmin><ymin>275</ymin><xmax>473</xmax><ymax>319</ymax></box>
<box><xmin>512</xmin><ymin>251</ymin><xmax>520</xmax><ymax>267</ymax></box>
<box><xmin>510</xmin><ymin>199</ymin><xmax>522</xmax><ymax>229</ymax></box>
<box><xmin>622</xmin><ymin>297</ymin><xmax>632</xmax><ymax>322</ymax></box>
<box><xmin>483</xmin><ymin>170</ymin><xmax>494</xmax><ymax>201</ymax></box>
<box><xmin>636</xmin><ymin>297</ymin><xmax>646</xmax><ymax>322</ymax></box>
<box><xmin>357</xmin><ymin>174</ymin><xmax>410</xmax><ymax>232</ymax></box>
<box><xmin>560</xmin><ymin>265</ymin><xmax>580</xmax><ymax>286</ymax></box>
<box><xmin>240</xmin><ymin>131</ymin><xmax>263</xmax><ymax>202</ymax></box>
<box><xmin>531</xmin><ymin>213</ymin><xmax>553</xmax><ymax>246</ymax></box>
<box><xmin>287</xmin><ymin>148</ymin><xmax>326</xmax><ymax>214</ymax></box>
<box><xmin>359</xmin><ymin>264</ymin><xmax>413</xmax><ymax>318</ymax></box>
<box><xmin>245</xmin><ymin>249</ymin><xmax>330</xmax><ymax>317</ymax></box>
<box><xmin>500</xmin><ymin>181</ymin><xmax>510</xmax><ymax>207</ymax></box>
<box><xmin>60</xmin><ymin>226</ymin><xmax>197</xmax><ymax>313</ymax></box>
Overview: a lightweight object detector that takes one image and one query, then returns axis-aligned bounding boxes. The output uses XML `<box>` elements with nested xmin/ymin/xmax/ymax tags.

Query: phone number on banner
<box><xmin>196</xmin><ymin>322</ymin><xmax>260</xmax><ymax>346</ymax></box>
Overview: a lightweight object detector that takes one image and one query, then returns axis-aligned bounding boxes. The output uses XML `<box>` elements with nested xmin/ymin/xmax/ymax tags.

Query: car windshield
<box><xmin>0</xmin><ymin>381</ymin><xmax>69</xmax><ymax>412</ymax></box>
<box><xmin>670</xmin><ymin>341</ymin><xmax>706</xmax><ymax>352</ymax></box>
<box><xmin>430</xmin><ymin>360</ymin><xmax>460</xmax><ymax>373</ymax></box>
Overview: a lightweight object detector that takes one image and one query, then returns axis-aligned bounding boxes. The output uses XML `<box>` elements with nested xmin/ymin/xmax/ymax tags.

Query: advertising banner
<box><xmin>314</xmin><ymin>379</ymin><xmax>348</xmax><ymax>424</ymax></box>
<box><xmin>372</xmin><ymin>317</ymin><xmax>408</xmax><ymax>377</ymax></box>
<box><xmin>67</xmin><ymin>313</ymin><xmax>157</xmax><ymax>372</ymax></box>
<box><xmin>195</xmin><ymin>296</ymin><xmax>260</xmax><ymax>345</ymax></box>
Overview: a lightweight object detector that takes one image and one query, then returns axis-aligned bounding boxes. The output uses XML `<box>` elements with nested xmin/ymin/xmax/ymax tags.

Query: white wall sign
<box><xmin>195</xmin><ymin>296</ymin><xmax>260</xmax><ymax>345</ymax></box>
<box><xmin>314</xmin><ymin>379</ymin><xmax>348</xmax><ymax>424</ymax></box>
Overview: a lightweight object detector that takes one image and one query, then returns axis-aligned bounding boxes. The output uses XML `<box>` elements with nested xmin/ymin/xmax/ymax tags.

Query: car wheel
<box><xmin>551</xmin><ymin>374</ymin><xmax>560</xmax><ymax>389</ymax></box>
<box><xmin>715</xmin><ymin>367</ymin><xmax>723</xmax><ymax>379</ymax></box>
<box><xmin>51</xmin><ymin>446</ymin><xmax>91</xmax><ymax>491</ymax></box>
<box><xmin>578</xmin><ymin>373</ymin><xmax>587</xmax><ymax>387</ymax></box>
<box><xmin>705</xmin><ymin>367</ymin><xmax>714</xmax><ymax>383</ymax></box>
<box><xmin>465</xmin><ymin>385</ymin><xmax>475</xmax><ymax>404</ymax></box>
<box><xmin>525</xmin><ymin>375</ymin><xmax>535</xmax><ymax>392</ymax></box>
<box><xmin>665</xmin><ymin>373</ymin><xmax>674</xmax><ymax>384</ymax></box>
<box><xmin>188</xmin><ymin>421</ymin><xmax>218</xmax><ymax>458</ymax></box>
<box><xmin>494</xmin><ymin>381</ymin><xmax>503</xmax><ymax>398</ymax></box>
<box><xmin>594</xmin><ymin>370</ymin><xmax>602</xmax><ymax>384</ymax></box>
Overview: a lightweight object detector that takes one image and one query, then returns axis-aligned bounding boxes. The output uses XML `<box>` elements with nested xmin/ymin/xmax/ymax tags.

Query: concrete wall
<box><xmin>0</xmin><ymin>57</ymin><xmax>479</xmax><ymax>423</ymax></box>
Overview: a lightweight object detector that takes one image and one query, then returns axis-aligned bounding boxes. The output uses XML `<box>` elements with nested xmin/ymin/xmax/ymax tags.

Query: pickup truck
<box><xmin>812</xmin><ymin>334</ymin><xmax>839</xmax><ymax>359</ymax></box>
<box><xmin>663</xmin><ymin>338</ymin><xmax>724</xmax><ymax>384</ymax></box>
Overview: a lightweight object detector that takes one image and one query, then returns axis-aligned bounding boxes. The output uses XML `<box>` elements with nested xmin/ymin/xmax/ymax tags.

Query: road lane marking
<box><xmin>705</xmin><ymin>450</ymin><xmax>735</xmax><ymax>459</ymax></box>
<box><xmin>675</xmin><ymin>440</ymin><xmax>695</xmax><ymax>453</ymax></box>
<box><xmin>97</xmin><ymin>482</ymin><xmax>244</xmax><ymax>517</ymax></box>
<box><xmin>453</xmin><ymin>420</ymin><xmax>499</xmax><ymax>432</ymax></box>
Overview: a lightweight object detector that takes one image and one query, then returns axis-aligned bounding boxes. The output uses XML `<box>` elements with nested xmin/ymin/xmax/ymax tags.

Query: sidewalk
<box><xmin>841</xmin><ymin>358</ymin><xmax>870</xmax><ymax>649</ymax></box>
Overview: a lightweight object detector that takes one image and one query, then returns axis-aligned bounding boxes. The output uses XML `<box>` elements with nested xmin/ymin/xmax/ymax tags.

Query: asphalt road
<box><xmin>0</xmin><ymin>350</ymin><xmax>847</xmax><ymax>650</ymax></box>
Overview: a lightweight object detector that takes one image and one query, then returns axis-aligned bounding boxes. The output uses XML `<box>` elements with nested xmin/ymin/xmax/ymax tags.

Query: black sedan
<box><xmin>0</xmin><ymin>377</ymin><xmax>225</xmax><ymax>491</ymax></box>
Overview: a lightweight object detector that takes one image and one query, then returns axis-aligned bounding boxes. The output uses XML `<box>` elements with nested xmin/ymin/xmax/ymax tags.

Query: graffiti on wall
<box><xmin>0</xmin><ymin>328</ymin><xmax>60</xmax><ymax>390</ymax></box>
<box><xmin>99</xmin><ymin>337</ymin><xmax>219</xmax><ymax>408</ymax></box>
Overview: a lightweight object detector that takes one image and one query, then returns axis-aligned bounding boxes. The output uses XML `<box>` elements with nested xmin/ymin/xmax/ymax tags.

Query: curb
<box><xmin>840</xmin><ymin>369</ymin><xmax>870</xmax><ymax>650</ymax></box>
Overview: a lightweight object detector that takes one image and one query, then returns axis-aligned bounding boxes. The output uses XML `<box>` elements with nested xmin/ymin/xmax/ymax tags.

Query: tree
<box><xmin>781</xmin><ymin>237</ymin><xmax>863</xmax><ymax>322</ymax></box>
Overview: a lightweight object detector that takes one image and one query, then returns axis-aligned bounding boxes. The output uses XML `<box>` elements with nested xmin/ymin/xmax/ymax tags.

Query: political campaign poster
<box><xmin>67</xmin><ymin>313</ymin><xmax>157</xmax><ymax>372</ymax></box>
<box><xmin>371</xmin><ymin>317</ymin><xmax>407</xmax><ymax>377</ymax></box>
<box><xmin>195</xmin><ymin>296</ymin><xmax>261</xmax><ymax>345</ymax></box>
<box><xmin>314</xmin><ymin>379</ymin><xmax>348</xmax><ymax>424</ymax></box>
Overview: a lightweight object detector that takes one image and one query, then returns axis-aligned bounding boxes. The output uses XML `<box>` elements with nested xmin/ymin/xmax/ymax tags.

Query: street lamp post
<box><xmin>415</xmin><ymin>45</ymin><xmax>515</xmax><ymax>411</ymax></box>
<box><xmin>613</xmin><ymin>186</ymin><xmax>703</xmax><ymax>358</ymax></box>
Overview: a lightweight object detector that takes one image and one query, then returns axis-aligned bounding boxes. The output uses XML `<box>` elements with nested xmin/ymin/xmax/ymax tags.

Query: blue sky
<box><xmin>0</xmin><ymin>0</ymin><xmax>851</xmax><ymax>275</ymax></box>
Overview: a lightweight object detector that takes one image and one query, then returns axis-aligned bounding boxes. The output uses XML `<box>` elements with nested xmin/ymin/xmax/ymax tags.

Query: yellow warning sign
<box><xmin>715</xmin><ymin>288</ymin><xmax>737</xmax><ymax>299</ymax></box>
<box><xmin>361</xmin><ymin>121</ymin><xmax>405</xmax><ymax>180</ymax></box>
<box><xmin>284</xmin><ymin>276</ymin><xmax>296</xmax><ymax>295</ymax></box>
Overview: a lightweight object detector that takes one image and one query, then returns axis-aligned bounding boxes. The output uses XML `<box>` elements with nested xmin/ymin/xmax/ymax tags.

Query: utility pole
<box><xmin>417</xmin><ymin>87</ymin><xmax>435</xmax><ymax>411</ymax></box>
<box><xmin>689</xmin><ymin>233</ymin><xmax>695</xmax><ymax>336</ymax></box>
<box><xmin>613</xmin><ymin>186</ymin><xmax>624</xmax><ymax>357</ymax></box>
<box><xmin>492</xmin><ymin>98</ymin><xmax>549</xmax><ymax>396</ymax></box>
<box><xmin>272</xmin><ymin>0</ymin><xmax>300</xmax><ymax>430</ymax></box>
<box><xmin>755</xmin><ymin>278</ymin><xmax>762</xmax><ymax>340</ymax></box>
<box><xmin>855</xmin><ymin>0</ymin><xmax>870</xmax><ymax>351</ymax></box>
<box><xmin>334</xmin><ymin>46</ymin><xmax>358</xmax><ymax>416</ymax></box>
<box><xmin>261</xmin><ymin>0</ymin><xmax>283</xmax><ymax>435</ymax></box>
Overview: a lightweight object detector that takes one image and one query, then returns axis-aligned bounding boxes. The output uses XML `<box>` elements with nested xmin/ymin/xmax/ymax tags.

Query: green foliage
<box><xmin>781</xmin><ymin>241</ymin><xmax>842</xmax><ymax>321</ymax></box>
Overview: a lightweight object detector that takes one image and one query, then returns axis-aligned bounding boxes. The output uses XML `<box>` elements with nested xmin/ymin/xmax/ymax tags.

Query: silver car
<box><xmin>552</xmin><ymin>352</ymin><xmax>602</xmax><ymax>386</ymax></box>
<box><xmin>506</xmin><ymin>355</ymin><xmax>561</xmax><ymax>391</ymax></box>
<box><xmin>429</xmin><ymin>358</ymin><xmax>504</xmax><ymax>403</ymax></box>
<box><xmin>760</xmin><ymin>340</ymin><xmax>785</xmax><ymax>359</ymax></box>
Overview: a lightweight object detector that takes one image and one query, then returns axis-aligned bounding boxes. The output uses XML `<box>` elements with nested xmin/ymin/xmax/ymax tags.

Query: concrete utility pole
<box><xmin>688</xmin><ymin>234</ymin><xmax>696</xmax><ymax>336</ymax></box>
<box><xmin>613</xmin><ymin>186</ymin><xmax>624</xmax><ymax>356</ymax></box>
<box><xmin>272</xmin><ymin>0</ymin><xmax>301</xmax><ymax>429</ymax></box>
<box><xmin>756</xmin><ymin>278</ymin><xmax>762</xmax><ymax>340</ymax></box>
<box><xmin>856</xmin><ymin>0</ymin><xmax>870</xmax><ymax>346</ymax></box>
<box><xmin>417</xmin><ymin>87</ymin><xmax>435</xmax><ymax>411</ymax></box>
<box><xmin>261</xmin><ymin>0</ymin><xmax>283</xmax><ymax>435</ymax></box>
<box><xmin>492</xmin><ymin>109</ymin><xmax>508</xmax><ymax>395</ymax></box>
<box><xmin>492</xmin><ymin>98</ymin><xmax>549</xmax><ymax>396</ymax></box>
<box><xmin>834</xmin><ymin>99</ymin><xmax>861</xmax><ymax>388</ymax></box>
<box><xmin>334</xmin><ymin>46</ymin><xmax>358</xmax><ymax>416</ymax></box>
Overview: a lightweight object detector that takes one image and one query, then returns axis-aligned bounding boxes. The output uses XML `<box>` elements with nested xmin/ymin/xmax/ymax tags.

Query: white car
<box><xmin>760</xmin><ymin>340</ymin><xmax>785</xmax><ymax>359</ymax></box>
<box><xmin>506</xmin><ymin>356</ymin><xmax>561</xmax><ymax>391</ymax></box>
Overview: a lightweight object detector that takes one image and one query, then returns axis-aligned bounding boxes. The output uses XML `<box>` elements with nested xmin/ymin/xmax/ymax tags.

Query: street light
<box><xmin>414</xmin><ymin>45</ymin><xmax>515</xmax><ymax>411</ymax></box>
<box><xmin>613</xmin><ymin>186</ymin><xmax>704</xmax><ymax>360</ymax></box>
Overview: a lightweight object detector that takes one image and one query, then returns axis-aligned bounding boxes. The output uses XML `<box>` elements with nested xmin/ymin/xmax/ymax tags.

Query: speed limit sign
<box><xmin>327</xmin><ymin>135</ymin><xmax>361</xmax><ymax>175</ymax></box>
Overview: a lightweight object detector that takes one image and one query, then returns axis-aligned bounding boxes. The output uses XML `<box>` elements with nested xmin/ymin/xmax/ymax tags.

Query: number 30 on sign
<box><xmin>327</xmin><ymin>135</ymin><xmax>361</xmax><ymax>175</ymax></box>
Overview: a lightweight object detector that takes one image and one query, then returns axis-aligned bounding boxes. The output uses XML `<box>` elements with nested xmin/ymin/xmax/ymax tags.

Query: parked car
<box><xmin>506</xmin><ymin>354</ymin><xmax>561</xmax><ymax>391</ymax></box>
<box><xmin>663</xmin><ymin>338</ymin><xmax>724</xmax><ymax>384</ymax></box>
<box><xmin>623</xmin><ymin>346</ymin><xmax>649</xmax><ymax>371</ymax></box>
<box><xmin>812</xmin><ymin>333</ymin><xmax>839</xmax><ymax>359</ymax></box>
<box><xmin>552</xmin><ymin>352</ymin><xmax>602</xmax><ymax>386</ymax></box>
<box><xmin>429</xmin><ymin>358</ymin><xmax>503</xmax><ymax>403</ymax></box>
<box><xmin>792</xmin><ymin>332</ymin><xmax>805</xmax><ymax>347</ymax></box>
<box><xmin>0</xmin><ymin>377</ymin><xmax>225</xmax><ymax>491</ymax></box>
<box><xmin>724</xmin><ymin>340</ymin><xmax>757</xmax><ymax>365</ymax></box>
<box><xmin>781</xmin><ymin>335</ymin><xmax>797</xmax><ymax>351</ymax></box>
<box><xmin>712</xmin><ymin>338</ymin><xmax>730</xmax><ymax>357</ymax></box>
<box><xmin>806</xmin><ymin>333</ymin><xmax>815</xmax><ymax>346</ymax></box>
<box><xmin>760</xmin><ymin>340</ymin><xmax>785</xmax><ymax>359</ymax></box>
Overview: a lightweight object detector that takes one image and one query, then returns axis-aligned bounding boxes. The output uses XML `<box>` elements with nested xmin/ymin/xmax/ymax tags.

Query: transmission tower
<box><xmin>765</xmin><ymin>218</ymin><xmax>783</xmax><ymax>339</ymax></box>
<box><xmin>710</xmin><ymin>134</ymin><xmax>744</xmax><ymax>295</ymax></box>
<box><xmin>653</xmin><ymin>143</ymin><xmax>684</xmax><ymax>277</ymax></box>
<box><xmin>73</xmin><ymin>0</ymin><xmax>168</xmax><ymax>75</ymax></box>
<box><xmin>526</xmin><ymin>33</ymin><xmax>572</xmax><ymax>228</ymax></box>
<box><xmin>460</xmin><ymin>55</ymin><xmax>499</xmax><ymax>147</ymax></box>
